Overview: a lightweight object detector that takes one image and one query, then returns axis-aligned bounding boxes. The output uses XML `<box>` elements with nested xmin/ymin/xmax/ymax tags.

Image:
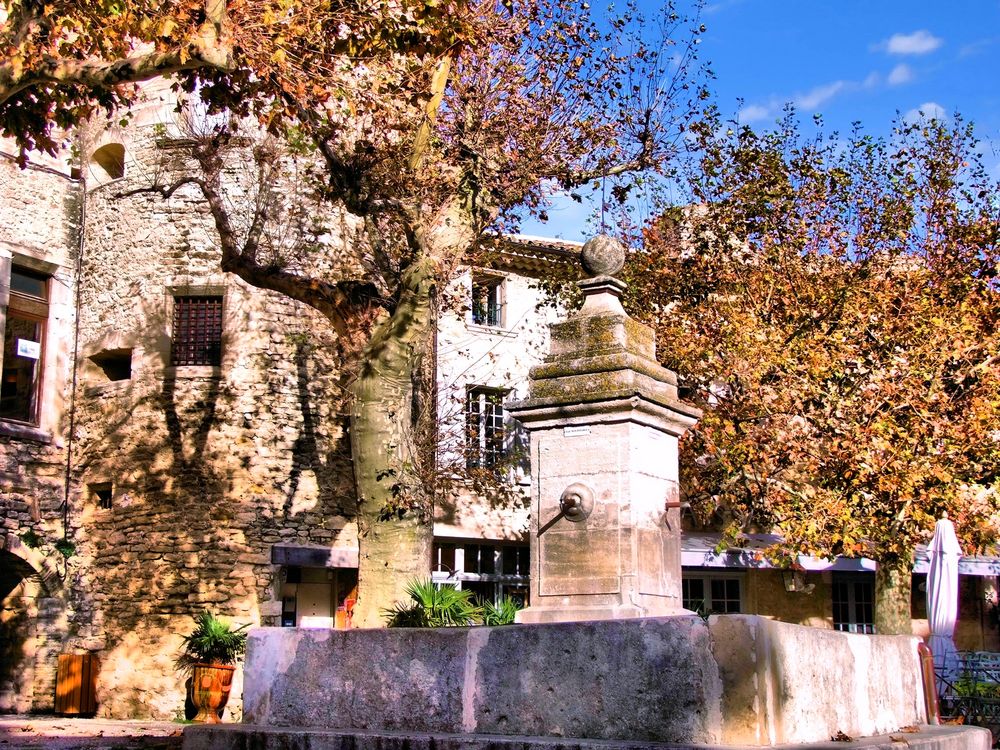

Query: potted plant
<box><xmin>176</xmin><ymin>611</ymin><xmax>249</xmax><ymax>723</ymax></box>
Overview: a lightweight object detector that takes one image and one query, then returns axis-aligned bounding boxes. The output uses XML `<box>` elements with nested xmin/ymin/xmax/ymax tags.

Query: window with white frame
<box><xmin>682</xmin><ymin>571</ymin><xmax>743</xmax><ymax>615</ymax></box>
<box><xmin>471</xmin><ymin>274</ymin><xmax>504</xmax><ymax>328</ymax></box>
<box><xmin>432</xmin><ymin>540</ymin><xmax>529</xmax><ymax>606</ymax></box>
<box><xmin>466</xmin><ymin>386</ymin><xmax>506</xmax><ymax>469</ymax></box>
<box><xmin>832</xmin><ymin>573</ymin><xmax>875</xmax><ymax>634</ymax></box>
<box><xmin>1</xmin><ymin>266</ymin><xmax>49</xmax><ymax>425</ymax></box>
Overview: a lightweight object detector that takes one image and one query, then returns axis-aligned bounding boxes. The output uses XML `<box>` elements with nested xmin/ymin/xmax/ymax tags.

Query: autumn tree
<box><xmin>628</xmin><ymin>110</ymin><xmax>1000</xmax><ymax>634</ymax></box>
<box><xmin>1</xmin><ymin>0</ymin><xmax>707</xmax><ymax>625</ymax></box>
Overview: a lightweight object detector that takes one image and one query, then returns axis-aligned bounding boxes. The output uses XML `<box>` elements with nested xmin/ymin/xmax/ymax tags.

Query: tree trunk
<box><xmin>349</xmin><ymin>255</ymin><xmax>439</xmax><ymax>628</ymax></box>
<box><xmin>874</xmin><ymin>561</ymin><xmax>913</xmax><ymax>635</ymax></box>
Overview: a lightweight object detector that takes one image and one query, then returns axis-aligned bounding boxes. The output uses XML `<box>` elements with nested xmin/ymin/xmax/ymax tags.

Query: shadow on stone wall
<box><xmin>67</xmin><ymin>295</ymin><xmax>356</xmax><ymax>718</ymax></box>
<box><xmin>284</xmin><ymin>340</ymin><xmax>339</xmax><ymax>516</ymax></box>
<box><xmin>0</xmin><ymin>550</ymin><xmax>41</xmax><ymax>713</ymax></box>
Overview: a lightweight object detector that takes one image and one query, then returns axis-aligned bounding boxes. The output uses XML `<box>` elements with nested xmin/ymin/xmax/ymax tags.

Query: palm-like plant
<box><xmin>176</xmin><ymin>611</ymin><xmax>249</xmax><ymax>671</ymax></box>
<box><xmin>482</xmin><ymin>596</ymin><xmax>521</xmax><ymax>626</ymax></box>
<box><xmin>384</xmin><ymin>579</ymin><xmax>481</xmax><ymax>627</ymax></box>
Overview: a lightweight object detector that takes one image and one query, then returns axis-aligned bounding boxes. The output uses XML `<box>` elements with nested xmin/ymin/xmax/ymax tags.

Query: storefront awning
<box><xmin>271</xmin><ymin>544</ymin><xmax>359</xmax><ymax>569</ymax></box>
<box><xmin>681</xmin><ymin>532</ymin><xmax>1000</xmax><ymax>576</ymax></box>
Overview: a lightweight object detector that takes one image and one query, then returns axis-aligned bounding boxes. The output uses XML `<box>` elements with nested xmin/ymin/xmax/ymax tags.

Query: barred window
<box><xmin>171</xmin><ymin>296</ymin><xmax>223</xmax><ymax>366</ymax></box>
<box><xmin>432</xmin><ymin>540</ymin><xmax>529</xmax><ymax>607</ymax></box>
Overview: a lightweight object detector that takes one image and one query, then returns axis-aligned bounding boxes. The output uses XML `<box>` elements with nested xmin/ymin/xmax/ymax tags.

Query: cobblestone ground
<box><xmin>0</xmin><ymin>717</ymin><xmax>184</xmax><ymax>749</ymax></box>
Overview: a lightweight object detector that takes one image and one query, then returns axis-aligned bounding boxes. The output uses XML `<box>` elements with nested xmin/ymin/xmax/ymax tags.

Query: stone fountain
<box><xmin>183</xmin><ymin>237</ymin><xmax>973</xmax><ymax>750</ymax></box>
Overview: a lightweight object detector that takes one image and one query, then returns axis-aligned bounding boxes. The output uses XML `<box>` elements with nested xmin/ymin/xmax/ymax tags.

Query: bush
<box><xmin>482</xmin><ymin>596</ymin><xmax>521</xmax><ymax>626</ymax></box>
<box><xmin>384</xmin><ymin>580</ymin><xmax>481</xmax><ymax>627</ymax></box>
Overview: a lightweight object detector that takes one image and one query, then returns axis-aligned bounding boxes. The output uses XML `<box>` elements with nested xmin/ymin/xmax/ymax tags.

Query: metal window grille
<box><xmin>171</xmin><ymin>296</ymin><xmax>223</xmax><ymax>366</ymax></box>
<box><xmin>472</xmin><ymin>278</ymin><xmax>503</xmax><ymax>327</ymax></box>
<box><xmin>431</xmin><ymin>541</ymin><xmax>530</xmax><ymax>606</ymax></box>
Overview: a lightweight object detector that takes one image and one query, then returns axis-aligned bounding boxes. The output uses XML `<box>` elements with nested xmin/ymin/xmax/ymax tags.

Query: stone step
<box><xmin>182</xmin><ymin>724</ymin><xmax>990</xmax><ymax>750</ymax></box>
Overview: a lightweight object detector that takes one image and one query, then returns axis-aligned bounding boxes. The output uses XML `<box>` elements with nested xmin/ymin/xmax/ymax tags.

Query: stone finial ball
<box><xmin>581</xmin><ymin>234</ymin><xmax>626</xmax><ymax>277</ymax></box>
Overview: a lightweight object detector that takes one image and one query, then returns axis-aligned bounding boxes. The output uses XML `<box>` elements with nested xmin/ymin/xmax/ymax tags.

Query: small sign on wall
<box><xmin>563</xmin><ymin>425</ymin><xmax>591</xmax><ymax>437</ymax></box>
<box><xmin>16</xmin><ymin>339</ymin><xmax>40</xmax><ymax>360</ymax></box>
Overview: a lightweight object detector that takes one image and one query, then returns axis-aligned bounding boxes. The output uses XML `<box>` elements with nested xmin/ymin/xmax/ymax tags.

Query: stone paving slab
<box><xmin>182</xmin><ymin>724</ymin><xmax>991</xmax><ymax>750</ymax></box>
<box><xmin>0</xmin><ymin>716</ymin><xmax>184</xmax><ymax>749</ymax></box>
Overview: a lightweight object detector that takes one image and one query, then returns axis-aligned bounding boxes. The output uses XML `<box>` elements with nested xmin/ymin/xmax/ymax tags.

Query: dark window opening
<box><xmin>464</xmin><ymin>543</ymin><xmax>497</xmax><ymax>575</ymax></box>
<box><xmin>90</xmin><ymin>349</ymin><xmax>132</xmax><ymax>382</ymax></box>
<box><xmin>171</xmin><ymin>296</ymin><xmax>223</xmax><ymax>366</ymax></box>
<box><xmin>90</xmin><ymin>143</ymin><xmax>126</xmax><ymax>181</ymax></box>
<box><xmin>10</xmin><ymin>267</ymin><xmax>47</xmax><ymax>299</ymax></box>
<box><xmin>90</xmin><ymin>482</ymin><xmax>113</xmax><ymax>510</ymax></box>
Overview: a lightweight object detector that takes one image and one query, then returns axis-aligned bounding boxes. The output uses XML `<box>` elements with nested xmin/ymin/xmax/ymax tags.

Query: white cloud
<box><xmin>704</xmin><ymin>0</ymin><xmax>746</xmax><ymax>14</ymax></box>
<box><xmin>795</xmin><ymin>81</ymin><xmax>847</xmax><ymax>110</ymax></box>
<box><xmin>737</xmin><ymin>66</ymin><xmax>908</xmax><ymax>124</ymax></box>
<box><xmin>960</xmin><ymin>36</ymin><xmax>1000</xmax><ymax>58</ymax></box>
<box><xmin>887</xmin><ymin>63</ymin><xmax>913</xmax><ymax>86</ymax></box>
<box><xmin>739</xmin><ymin>104</ymin><xmax>773</xmax><ymax>123</ymax></box>
<box><xmin>884</xmin><ymin>30</ymin><xmax>942</xmax><ymax>55</ymax></box>
<box><xmin>903</xmin><ymin>101</ymin><xmax>948</xmax><ymax>124</ymax></box>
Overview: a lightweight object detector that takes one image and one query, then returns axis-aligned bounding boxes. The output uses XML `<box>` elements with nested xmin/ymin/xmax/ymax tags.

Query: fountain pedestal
<box><xmin>509</xmin><ymin>238</ymin><xmax>700</xmax><ymax>623</ymax></box>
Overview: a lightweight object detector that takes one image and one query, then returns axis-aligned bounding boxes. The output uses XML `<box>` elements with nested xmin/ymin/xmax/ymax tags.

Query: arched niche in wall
<box><xmin>88</xmin><ymin>143</ymin><xmax>126</xmax><ymax>186</ymax></box>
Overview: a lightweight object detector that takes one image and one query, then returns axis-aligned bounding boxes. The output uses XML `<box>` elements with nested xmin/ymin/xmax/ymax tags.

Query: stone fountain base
<box><xmin>187</xmin><ymin>615</ymin><xmax>937</xmax><ymax>747</ymax></box>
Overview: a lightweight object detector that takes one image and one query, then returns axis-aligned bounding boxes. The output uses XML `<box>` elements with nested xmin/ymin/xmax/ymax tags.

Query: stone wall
<box><xmin>241</xmin><ymin>615</ymin><xmax>927</xmax><ymax>746</ymax></box>
<box><xmin>59</xmin><ymin>119</ymin><xmax>360</xmax><ymax>718</ymax></box>
<box><xmin>1</xmin><ymin>94</ymin><xmax>374</xmax><ymax>717</ymax></box>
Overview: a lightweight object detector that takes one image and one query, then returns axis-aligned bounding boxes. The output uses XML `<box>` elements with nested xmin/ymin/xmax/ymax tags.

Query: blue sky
<box><xmin>521</xmin><ymin>0</ymin><xmax>1000</xmax><ymax>241</ymax></box>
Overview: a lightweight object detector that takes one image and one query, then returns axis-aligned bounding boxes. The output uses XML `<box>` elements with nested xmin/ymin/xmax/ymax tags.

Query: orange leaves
<box><xmin>634</xmin><ymin>109</ymin><xmax>1000</xmax><ymax>578</ymax></box>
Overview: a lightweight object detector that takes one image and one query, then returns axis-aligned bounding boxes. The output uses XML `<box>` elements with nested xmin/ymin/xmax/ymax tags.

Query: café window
<box><xmin>1</xmin><ymin>266</ymin><xmax>49</xmax><ymax>424</ymax></box>
<box><xmin>432</xmin><ymin>540</ymin><xmax>529</xmax><ymax>606</ymax></box>
<box><xmin>682</xmin><ymin>572</ymin><xmax>743</xmax><ymax>615</ymax></box>
<box><xmin>832</xmin><ymin>573</ymin><xmax>875</xmax><ymax>634</ymax></box>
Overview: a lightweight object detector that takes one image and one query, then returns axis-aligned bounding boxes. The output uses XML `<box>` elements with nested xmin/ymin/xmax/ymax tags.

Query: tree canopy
<box><xmin>0</xmin><ymin>0</ymin><xmax>473</xmax><ymax>159</ymax></box>
<box><xmin>1</xmin><ymin>0</ymin><xmax>708</xmax><ymax>624</ymax></box>
<box><xmin>628</xmin><ymin>109</ymin><xmax>1000</xmax><ymax>633</ymax></box>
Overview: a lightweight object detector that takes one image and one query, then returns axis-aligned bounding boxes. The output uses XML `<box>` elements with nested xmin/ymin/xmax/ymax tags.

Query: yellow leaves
<box><xmin>8</xmin><ymin>52</ymin><xmax>22</xmax><ymax>82</ymax></box>
<box><xmin>271</xmin><ymin>47</ymin><xmax>287</xmax><ymax>65</ymax></box>
<box><xmin>159</xmin><ymin>18</ymin><xmax>176</xmax><ymax>38</ymax></box>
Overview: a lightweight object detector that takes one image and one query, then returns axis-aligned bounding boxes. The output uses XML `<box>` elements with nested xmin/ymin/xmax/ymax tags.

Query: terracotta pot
<box><xmin>190</xmin><ymin>664</ymin><xmax>235</xmax><ymax>724</ymax></box>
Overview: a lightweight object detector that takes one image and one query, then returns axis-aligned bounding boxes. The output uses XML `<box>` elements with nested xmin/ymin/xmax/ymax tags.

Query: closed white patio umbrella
<box><xmin>926</xmin><ymin>513</ymin><xmax>961</xmax><ymax>691</ymax></box>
